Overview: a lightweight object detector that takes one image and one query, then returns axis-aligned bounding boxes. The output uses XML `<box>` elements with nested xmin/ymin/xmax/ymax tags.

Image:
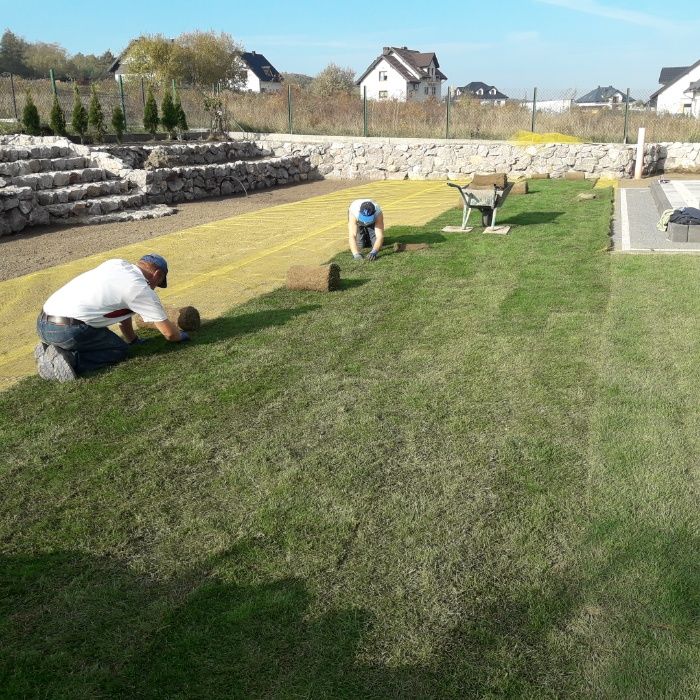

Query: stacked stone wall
<box><xmin>230</xmin><ymin>132</ymin><xmax>700</xmax><ymax>180</ymax></box>
<box><xmin>95</xmin><ymin>141</ymin><xmax>267</xmax><ymax>169</ymax></box>
<box><xmin>127</xmin><ymin>155</ymin><xmax>313</xmax><ymax>205</ymax></box>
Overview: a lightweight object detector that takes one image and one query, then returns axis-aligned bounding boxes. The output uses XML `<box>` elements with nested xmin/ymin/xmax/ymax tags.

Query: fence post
<box><xmin>9</xmin><ymin>72</ymin><xmax>18</xmax><ymax>120</ymax></box>
<box><xmin>445</xmin><ymin>86</ymin><xmax>451</xmax><ymax>139</ymax></box>
<box><xmin>363</xmin><ymin>86</ymin><xmax>368</xmax><ymax>137</ymax></box>
<box><xmin>172</xmin><ymin>78</ymin><xmax>176</xmax><ymax>98</ymax></box>
<box><xmin>49</xmin><ymin>68</ymin><xmax>57</xmax><ymax>97</ymax></box>
<box><xmin>622</xmin><ymin>87</ymin><xmax>630</xmax><ymax>144</ymax></box>
<box><xmin>531</xmin><ymin>87</ymin><xmax>537</xmax><ymax>132</ymax></box>
<box><xmin>118</xmin><ymin>74</ymin><xmax>128</xmax><ymax>131</ymax></box>
<box><xmin>141</xmin><ymin>78</ymin><xmax>146</xmax><ymax>107</ymax></box>
<box><xmin>287</xmin><ymin>84</ymin><xmax>293</xmax><ymax>134</ymax></box>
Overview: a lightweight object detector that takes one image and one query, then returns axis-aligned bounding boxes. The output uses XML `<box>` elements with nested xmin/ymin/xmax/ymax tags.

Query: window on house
<box><xmin>379</xmin><ymin>71</ymin><xmax>387</xmax><ymax>81</ymax></box>
<box><xmin>431</xmin><ymin>86</ymin><xmax>436</xmax><ymax>95</ymax></box>
<box><xmin>424</xmin><ymin>86</ymin><xmax>429</xmax><ymax>94</ymax></box>
<box><xmin>379</xmin><ymin>90</ymin><xmax>388</xmax><ymax>99</ymax></box>
<box><xmin>477</xmin><ymin>88</ymin><xmax>483</xmax><ymax>95</ymax></box>
<box><xmin>490</xmin><ymin>88</ymin><xmax>496</xmax><ymax>95</ymax></box>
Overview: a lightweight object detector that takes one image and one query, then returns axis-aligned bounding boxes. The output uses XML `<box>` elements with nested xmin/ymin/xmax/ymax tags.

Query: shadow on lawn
<box><xmin>500</xmin><ymin>211</ymin><xmax>564</xmax><ymax>226</ymax></box>
<box><xmin>1</xmin><ymin>528</ymin><xmax>697</xmax><ymax>698</ymax></box>
<box><xmin>384</xmin><ymin>231</ymin><xmax>447</xmax><ymax>247</ymax></box>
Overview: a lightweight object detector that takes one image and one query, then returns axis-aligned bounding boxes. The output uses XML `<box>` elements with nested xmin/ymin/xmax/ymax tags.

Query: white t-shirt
<box><xmin>43</xmin><ymin>259</ymin><xmax>168</xmax><ymax>328</ymax></box>
<box><xmin>349</xmin><ymin>199</ymin><xmax>382</xmax><ymax>220</ymax></box>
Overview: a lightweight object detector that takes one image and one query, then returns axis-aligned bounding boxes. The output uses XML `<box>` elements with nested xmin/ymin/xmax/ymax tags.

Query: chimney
<box><xmin>382</xmin><ymin>47</ymin><xmax>391</xmax><ymax>55</ymax></box>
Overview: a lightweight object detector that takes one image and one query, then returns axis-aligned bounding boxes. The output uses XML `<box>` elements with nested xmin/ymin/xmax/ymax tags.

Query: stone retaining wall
<box><xmin>127</xmin><ymin>155</ymin><xmax>314</xmax><ymax>205</ymax></box>
<box><xmin>94</xmin><ymin>141</ymin><xmax>267</xmax><ymax>169</ymax></box>
<box><xmin>230</xmin><ymin>132</ymin><xmax>699</xmax><ymax>180</ymax></box>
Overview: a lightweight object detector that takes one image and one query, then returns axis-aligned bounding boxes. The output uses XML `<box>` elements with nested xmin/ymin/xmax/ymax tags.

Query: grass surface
<box><xmin>1</xmin><ymin>180</ymin><xmax>698</xmax><ymax>698</ymax></box>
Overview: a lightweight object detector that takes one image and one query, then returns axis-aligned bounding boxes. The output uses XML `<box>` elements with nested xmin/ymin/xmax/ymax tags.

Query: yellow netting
<box><xmin>510</xmin><ymin>130</ymin><xmax>582</xmax><ymax>145</ymax></box>
<box><xmin>0</xmin><ymin>180</ymin><xmax>463</xmax><ymax>389</ymax></box>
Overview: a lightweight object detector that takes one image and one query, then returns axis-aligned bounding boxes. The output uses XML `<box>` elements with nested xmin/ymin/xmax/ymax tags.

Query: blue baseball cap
<box><xmin>357</xmin><ymin>201</ymin><xmax>377</xmax><ymax>225</ymax></box>
<box><xmin>140</xmin><ymin>253</ymin><xmax>169</xmax><ymax>287</ymax></box>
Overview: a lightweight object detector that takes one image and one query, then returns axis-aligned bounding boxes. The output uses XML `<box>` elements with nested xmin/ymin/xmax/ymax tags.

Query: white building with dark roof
<box><xmin>454</xmin><ymin>82</ymin><xmax>509</xmax><ymax>105</ymax></box>
<box><xmin>239</xmin><ymin>51</ymin><xmax>283</xmax><ymax>93</ymax></box>
<box><xmin>356</xmin><ymin>46</ymin><xmax>446</xmax><ymax>101</ymax></box>
<box><xmin>649</xmin><ymin>60</ymin><xmax>700</xmax><ymax>115</ymax></box>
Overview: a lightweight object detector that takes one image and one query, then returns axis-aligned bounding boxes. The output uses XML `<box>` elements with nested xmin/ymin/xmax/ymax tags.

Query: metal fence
<box><xmin>2</xmin><ymin>74</ymin><xmax>699</xmax><ymax>144</ymax></box>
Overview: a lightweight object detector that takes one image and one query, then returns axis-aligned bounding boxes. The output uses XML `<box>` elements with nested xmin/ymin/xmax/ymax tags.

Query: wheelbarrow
<box><xmin>442</xmin><ymin>181</ymin><xmax>512</xmax><ymax>234</ymax></box>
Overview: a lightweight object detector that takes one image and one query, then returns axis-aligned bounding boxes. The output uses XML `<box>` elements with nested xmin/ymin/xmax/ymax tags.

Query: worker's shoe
<box><xmin>35</xmin><ymin>342</ymin><xmax>55</xmax><ymax>381</ymax></box>
<box><xmin>37</xmin><ymin>344</ymin><xmax>77</xmax><ymax>382</ymax></box>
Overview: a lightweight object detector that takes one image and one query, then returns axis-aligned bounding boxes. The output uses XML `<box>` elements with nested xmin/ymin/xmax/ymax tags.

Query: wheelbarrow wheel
<box><xmin>481</xmin><ymin>209</ymin><xmax>493</xmax><ymax>227</ymax></box>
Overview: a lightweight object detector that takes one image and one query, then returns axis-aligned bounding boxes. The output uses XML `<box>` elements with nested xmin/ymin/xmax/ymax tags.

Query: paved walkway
<box><xmin>612</xmin><ymin>178</ymin><xmax>700</xmax><ymax>253</ymax></box>
<box><xmin>0</xmin><ymin>180</ymin><xmax>461</xmax><ymax>388</ymax></box>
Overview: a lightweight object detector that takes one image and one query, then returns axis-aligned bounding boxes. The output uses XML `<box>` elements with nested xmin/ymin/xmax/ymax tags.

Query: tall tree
<box><xmin>123</xmin><ymin>31</ymin><xmax>245</xmax><ymax>87</ymax></box>
<box><xmin>309</xmin><ymin>63</ymin><xmax>356</xmax><ymax>96</ymax></box>
<box><xmin>0</xmin><ymin>30</ymin><xmax>30</xmax><ymax>76</ymax></box>
<box><xmin>24</xmin><ymin>42</ymin><xmax>70</xmax><ymax>79</ymax></box>
<box><xmin>177</xmin><ymin>31</ymin><xmax>245</xmax><ymax>87</ymax></box>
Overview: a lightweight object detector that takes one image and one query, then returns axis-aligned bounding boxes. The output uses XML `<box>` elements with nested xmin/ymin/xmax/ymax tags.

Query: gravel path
<box><xmin>0</xmin><ymin>179</ymin><xmax>366</xmax><ymax>282</ymax></box>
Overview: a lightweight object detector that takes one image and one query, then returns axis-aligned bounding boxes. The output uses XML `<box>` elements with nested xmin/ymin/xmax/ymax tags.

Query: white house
<box><xmin>356</xmin><ymin>46</ymin><xmax>446</xmax><ymax>101</ymax></box>
<box><xmin>649</xmin><ymin>60</ymin><xmax>700</xmax><ymax>115</ymax></box>
<box><xmin>238</xmin><ymin>51</ymin><xmax>283</xmax><ymax>93</ymax></box>
<box><xmin>685</xmin><ymin>80</ymin><xmax>700</xmax><ymax>118</ymax></box>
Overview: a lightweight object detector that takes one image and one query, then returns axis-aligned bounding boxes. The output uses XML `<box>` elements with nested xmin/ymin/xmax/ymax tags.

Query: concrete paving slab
<box><xmin>613</xmin><ymin>182</ymin><xmax>700</xmax><ymax>253</ymax></box>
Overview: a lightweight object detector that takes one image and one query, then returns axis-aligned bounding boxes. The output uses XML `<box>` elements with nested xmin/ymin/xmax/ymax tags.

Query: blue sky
<box><xmin>2</xmin><ymin>0</ymin><xmax>699</xmax><ymax>97</ymax></box>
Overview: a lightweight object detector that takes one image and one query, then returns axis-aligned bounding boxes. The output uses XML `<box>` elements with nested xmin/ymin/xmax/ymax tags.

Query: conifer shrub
<box><xmin>143</xmin><ymin>86</ymin><xmax>159</xmax><ymax>137</ymax></box>
<box><xmin>71</xmin><ymin>85</ymin><xmax>88</xmax><ymax>143</ymax></box>
<box><xmin>22</xmin><ymin>92</ymin><xmax>41</xmax><ymax>136</ymax></box>
<box><xmin>49</xmin><ymin>95</ymin><xmax>67</xmax><ymax>136</ymax></box>
<box><xmin>111</xmin><ymin>105</ymin><xmax>126</xmax><ymax>143</ymax></box>
<box><xmin>176</xmin><ymin>98</ymin><xmax>188</xmax><ymax>134</ymax></box>
<box><xmin>88</xmin><ymin>85</ymin><xmax>105</xmax><ymax>141</ymax></box>
<box><xmin>160</xmin><ymin>91</ymin><xmax>178</xmax><ymax>138</ymax></box>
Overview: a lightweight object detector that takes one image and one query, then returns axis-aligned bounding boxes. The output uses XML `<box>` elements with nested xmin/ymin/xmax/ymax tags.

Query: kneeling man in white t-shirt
<box><xmin>35</xmin><ymin>254</ymin><xmax>189</xmax><ymax>382</ymax></box>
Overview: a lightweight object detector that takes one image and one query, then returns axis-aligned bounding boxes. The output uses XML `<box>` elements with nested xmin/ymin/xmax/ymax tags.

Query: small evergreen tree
<box><xmin>160</xmin><ymin>90</ymin><xmax>178</xmax><ymax>138</ymax></box>
<box><xmin>71</xmin><ymin>84</ymin><xmax>88</xmax><ymax>143</ymax></box>
<box><xmin>111</xmin><ymin>105</ymin><xmax>126</xmax><ymax>143</ymax></box>
<box><xmin>49</xmin><ymin>94</ymin><xmax>67</xmax><ymax>136</ymax></box>
<box><xmin>143</xmin><ymin>85</ymin><xmax>159</xmax><ymax>136</ymax></box>
<box><xmin>87</xmin><ymin>84</ymin><xmax>105</xmax><ymax>141</ymax></box>
<box><xmin>22</xmin><ymin>92</ymin><xmax>41</xmax><ymax>135</ymax></box>
<box><xmin>175</xmin><ymin>97</ymin><xmax>188</xmax><ymax>134</ymax></box>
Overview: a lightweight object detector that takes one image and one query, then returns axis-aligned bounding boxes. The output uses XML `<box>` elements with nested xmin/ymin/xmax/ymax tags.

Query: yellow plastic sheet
<box><xmin>0</xmin><ymin>180</ymin><xmax>462</xmax><ymax>388</ymax></box>
<box><xmin>510</xmin><ymin>130</ymin><xmax>582</xmax><ymax>145</ymax></box>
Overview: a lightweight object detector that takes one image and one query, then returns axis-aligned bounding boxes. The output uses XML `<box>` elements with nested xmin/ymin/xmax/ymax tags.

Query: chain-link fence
<box><xmin>2</xmin><ymin>74</ymin><xmax>699</xmax><ymax>143</ymax></box>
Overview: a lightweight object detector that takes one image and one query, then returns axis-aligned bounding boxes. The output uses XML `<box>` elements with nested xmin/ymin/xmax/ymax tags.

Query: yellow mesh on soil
<box><xmin>0</xmin><ymin>180</ymin><xmax>462</xmax><ymax>388</ymax></box>
<box><xmin>510</xmin><ymin>130</ymin><xmax>582</xmax><ymax>145</ymax></box>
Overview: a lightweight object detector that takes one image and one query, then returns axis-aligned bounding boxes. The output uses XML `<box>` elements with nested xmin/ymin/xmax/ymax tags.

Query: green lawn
<box><xmin>1</xmin><ymin>180</ymin><xmax>697</xmax><ymax>699</ymax></box>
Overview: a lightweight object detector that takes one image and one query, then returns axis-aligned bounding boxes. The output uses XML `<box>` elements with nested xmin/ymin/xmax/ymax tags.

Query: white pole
<box><xmin>634</xmin><ymin>127</ymin><xmax>646</xmax><ymax>180</ymax></box>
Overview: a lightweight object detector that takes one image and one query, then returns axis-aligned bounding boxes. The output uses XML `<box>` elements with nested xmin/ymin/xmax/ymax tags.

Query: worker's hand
<box><xmin>352</xmin><ymin>252</ymin><xmax>364</xmax><ymax>261</ymax></box>
<box><xmin>367</xmin><ymin>250</ymin><xmax>378</xmax><ymax>261</ymax></box>
<box><xmin>128</xmin><ymin>336</ymin><xmax>147</xmax><ymax>345</ymax></box>
<box><xmin>179</xmin><ymin>331</ymin><xmax>190</xmax><ymax>342</ymax></box>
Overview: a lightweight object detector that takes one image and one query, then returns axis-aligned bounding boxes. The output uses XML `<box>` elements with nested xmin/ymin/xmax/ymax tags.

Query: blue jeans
<box><xmin>37</xmin><ymin>313</ymin><xmax>129</xmax><ymax>375</ymax></box>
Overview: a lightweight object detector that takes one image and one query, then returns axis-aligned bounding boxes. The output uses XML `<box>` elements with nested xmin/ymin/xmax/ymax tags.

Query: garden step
<box><xmin>11</xmin><ymin>168</ymin><xmax>115</xmax><ymax>190</ymax></box>
<box><xmin>46</xmin><ymin>192</ymin><xmax>146</xmax><ymax>219</ymax></box>
<box><xmin>62</xmin><ymin>203</ymin><xmax>177</xmax><ymax>226</ymax></box>
<box><xmin>0</xmin><ymin>144</ymin><xmax>76</xmax><ymax>162</ymax></box>
<box><xmin>0</xmin><ymin>156</ymin><xmax>91</xmax><ymax>178</ymax></box>
<box><xmin>36</xmin><ymin>180</ymin><xmax>130</xmax><ymax>206</ymax></box>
